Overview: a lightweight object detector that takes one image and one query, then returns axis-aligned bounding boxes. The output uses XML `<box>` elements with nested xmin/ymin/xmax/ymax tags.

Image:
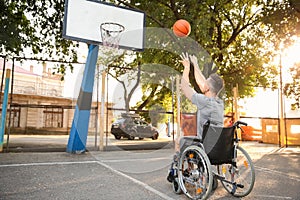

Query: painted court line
<box><xmin>252</xmin><ymin>195</ymin><xmax>293</xmax><ymax>199</ymax></box>
<box><xmin>97</xmin><ymin>161</ymin><xmax>175</xmax><ymax>200</ymax></box>
<box><xmin>255</xmin><ymin>166</ymin><xmax>300</xmax><ymax>182</ymax></box>
<box><xmin>0</xmin><ymin>160</ymin><xmax>98</xmax><ymax>168</ymax></box>
<box><xmin>0</xmin><ymin>160</ymin><xmax>175</xmax><ymax>200</ymax></box>
<box><xmin>99</xmin><ymin>156</ymin><xmax>171</xmax><ymax>163</ymax></box>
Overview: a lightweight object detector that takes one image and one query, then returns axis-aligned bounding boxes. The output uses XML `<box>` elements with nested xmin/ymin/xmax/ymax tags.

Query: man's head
<box><xmin>206</xmin><ymin>73</ymin><xmax>224</xmax><ymax>96</ymax></box>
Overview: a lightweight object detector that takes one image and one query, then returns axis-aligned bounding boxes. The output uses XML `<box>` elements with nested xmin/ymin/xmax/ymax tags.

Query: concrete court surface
<box><xmin>2</xmin><ymin>134</ymin><xmax>174</xmax><ymax>152</ymax></box>
<box><xmin>0</xmin><ymin>142</ymin><xmax>299</xmax><ymax>200</ymax></box>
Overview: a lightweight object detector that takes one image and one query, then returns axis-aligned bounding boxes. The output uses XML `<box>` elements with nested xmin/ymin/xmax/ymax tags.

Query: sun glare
<box><xmin>272</xmin><ymin>37</ymin><xmax>300</xmax><ymax>83</ymax></box>
<box><xmin>282</xmin><ymin>39</ymin><xmax>300</xmax><ymax>69</ymax></box>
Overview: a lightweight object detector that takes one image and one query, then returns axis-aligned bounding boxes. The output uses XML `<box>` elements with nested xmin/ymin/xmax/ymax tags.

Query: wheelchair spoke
<box><xmin>219</xmin><ymin>146</ymin><xmax>255</xmax><ymax>197</ymax></box>
<box><xmin>178</xmin><ymin>145</ymin><xmax>213</xmax><ymax>200</ymax></box>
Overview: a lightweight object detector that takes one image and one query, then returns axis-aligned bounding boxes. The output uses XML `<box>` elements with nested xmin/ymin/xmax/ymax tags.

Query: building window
<box><xmin>10</xmin><ymin>107</ymin><xmax>20</xmax><ymax>127</ymax></box>
<box><xmin>47</xmin><ymin>89</ymin><xmax>57</xmax><ymax>96</ymax></box>
<box><xmin>43</xmin><ymin>108</ymin><xmax>63</xmax><ymax>128</ymax></box>
<box><xmin>0</xmin><ymin>107</ymin><xmax>20</xmax><ymax>128</ymax></box>
<box><xmin>25</xmin><ymin>86</ymin><xmax>35</xmax><ymax>94</ymax></box>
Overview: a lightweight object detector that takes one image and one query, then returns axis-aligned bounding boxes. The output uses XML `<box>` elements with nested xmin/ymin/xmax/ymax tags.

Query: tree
<box><xmin>0</xmin><ymin>0</ymin><xmax>79</xmax><ymax>74</ymax></box>
<box><xmin>287</xmin><ymin>0</ymin><xmax>300</xmax><ymax>108</ymax></box>
<box><xmin>113</xmin><ymin>0</ymin><xmax>299</xmax><ymax>111</ymax></box>
<box><xmin>2</xmin><ymin>0</ymin><xmax>299</xmax><ymax>112</ymax></box>
<box><xmin>100</xmin><ymin>50</ymin><xmax>142</xmax><ymax>113</ymax></box>
<box><xmin>284</xmin><ymin>62</ymin><xmax>300</xmax><ymax>109</ymax></box>
<box><xmin>109</xmin><ymin>64</ymin><xmax>141</xmax><ymax>113</ymax></box>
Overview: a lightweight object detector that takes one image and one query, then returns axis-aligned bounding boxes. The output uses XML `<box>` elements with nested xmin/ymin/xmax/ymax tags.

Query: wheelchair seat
<box><xmin>202</xmin><ymin>123</ymin><xmax>235</xmax><ymax>165</ymax></box>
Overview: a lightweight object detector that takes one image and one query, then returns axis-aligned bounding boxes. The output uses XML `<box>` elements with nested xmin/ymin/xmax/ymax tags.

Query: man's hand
<box><xmin>180</xmin><ymin>52</ymin><xmax>190</xmax><ymax>69</ymax></box>
<box><xmin>189</xmin><ymin>55</ymin><xmax>199</xmax><ymax>68</ymax></box>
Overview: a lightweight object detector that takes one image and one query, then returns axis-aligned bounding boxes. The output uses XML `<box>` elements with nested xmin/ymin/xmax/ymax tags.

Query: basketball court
<box><xmin>0</xmin><ymin>143</ymin><xmax>299</xmax><ymax>199</ymax></box>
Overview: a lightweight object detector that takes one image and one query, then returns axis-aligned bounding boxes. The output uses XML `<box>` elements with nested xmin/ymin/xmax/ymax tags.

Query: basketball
<box><xmin>172</xmin><ymin>19</ymin><xmax>191</xmax><ymax>38</ymax></box>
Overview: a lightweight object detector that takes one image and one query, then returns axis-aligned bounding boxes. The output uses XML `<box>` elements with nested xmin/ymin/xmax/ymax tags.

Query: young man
<box><xmin>167</xmin><ymin>52</ymin><xmax>225</xmax><ymax>183</ymax></box>
<box><xmin>178</xmin><ymin>52</ymin><xmax>225</xmax><ymax>149</ymax></box>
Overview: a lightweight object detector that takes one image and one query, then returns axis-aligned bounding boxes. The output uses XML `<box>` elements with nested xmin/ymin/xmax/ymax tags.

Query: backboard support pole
<box><xmin>0</xmin><ymin>69</ymin><xmax>11</xmax><ymax>152</ymax></box>
<box><xmin>67</xmin><ymin>44</ymin><xmax>99</xmax><ymax>153</ymax></box>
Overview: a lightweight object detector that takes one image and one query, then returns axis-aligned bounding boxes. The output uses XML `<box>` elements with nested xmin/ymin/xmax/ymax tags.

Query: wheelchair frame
<box><xmin>168</xmin><ymin>121</ymin><xmax>255</xmax><ymax>200</ymax></box>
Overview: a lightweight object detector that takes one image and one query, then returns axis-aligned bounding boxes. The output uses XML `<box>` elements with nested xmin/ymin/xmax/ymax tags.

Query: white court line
<box><xmin>99</xmin><ymin>157</ymin><xmax>171</xmax><ymax>163</ymax></box>
<box><xmin>0</xmin><ymin>160</ymin><xmax>98</xmax><ymax>168</ymax></box>
<box><xmin>252</xmin><ymin>195</ymin><xmax>293</xmax><ymax>199</ymax></box>
<box><xmin>0</xmin><ymin>157</ymin><xmax>170</xmax><ymax>167</ymax></box>
<box><xmin>97</xmin><ymin>161</ymin><xmax>175</xmax><ymax>200</ymax></box>
<box><xmin>255</xmin><ymin>166</ymin><xmax>300</xmax><ymax>182</ymax></box>
<box><xmin>0</xmin><ymin>159</ymin><xmax>175</xmax><ymax>200</ymax></box>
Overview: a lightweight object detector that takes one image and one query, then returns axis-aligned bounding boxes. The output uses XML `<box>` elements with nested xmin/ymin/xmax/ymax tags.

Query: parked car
<box><xmin>111</xmin><ymin>114</ymin><xmax>159</xmax><ymax>140</ymax></box>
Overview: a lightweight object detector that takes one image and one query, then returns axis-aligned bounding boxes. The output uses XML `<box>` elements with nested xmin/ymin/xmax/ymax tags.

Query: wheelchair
<box><xmin>167</xmin><ymin>121</ymin><xmax>255</xmax><ymax>200</ymax></box>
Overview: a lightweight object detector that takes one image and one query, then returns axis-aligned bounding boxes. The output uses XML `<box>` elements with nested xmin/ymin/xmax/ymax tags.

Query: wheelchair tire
<box><xmin>178</xmin><ymin>145</ymin><xmax>213</xmax><ymax>200</ymax></box>
<box><xmin>212</xmin><ymin>175</ymin><xmax>218</xmax><ymax>191</ymax></box>
<box><xmin>219</xmin><ymin>146</ymin><xmax>255</xmax><ymax>197</ymax></box>
<box><xmin>172</xmin><ymin>178</ymin><xmax>182</xmax><ymax>194</ymax></box>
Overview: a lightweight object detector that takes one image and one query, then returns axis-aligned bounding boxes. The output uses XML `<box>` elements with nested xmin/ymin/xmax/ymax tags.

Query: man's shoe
<box><xmin>167</xmin><ymin>170</ymin><xmax>175</xmax><ymax>183</ymax></box>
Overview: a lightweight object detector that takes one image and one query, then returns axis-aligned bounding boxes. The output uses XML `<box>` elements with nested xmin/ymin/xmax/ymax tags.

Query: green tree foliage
<box><xmin>284</xmin><ymin>62</ymin><xmax>300</xmax><ymax>109</ymax></box>
<box><xmin>114</xmin><ymin>0</ymin><xmax>299</xmax><ymax>114</ymax></box>
<box><xmin>1</xmin><ymin>0</ymin><xmax>299</xmax><ymax>114</ymax></box>
<box><xmin>0</xmin><ymin>0</ymin><xmax>78</xmax><ymax>66</ymax></box>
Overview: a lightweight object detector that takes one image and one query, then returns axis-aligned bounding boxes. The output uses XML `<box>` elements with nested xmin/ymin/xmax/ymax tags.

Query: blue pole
<box><xmin>0</xmin><ymin>69</ymin><xmax>11</xmax><ymax>152</ymax></box>
<box><xmin>67</xmin><ymin>44</ymin><xmax>99</xmax><ymax>153</ymax></box>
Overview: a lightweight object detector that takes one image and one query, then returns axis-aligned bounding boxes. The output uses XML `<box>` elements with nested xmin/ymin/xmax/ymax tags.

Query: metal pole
<box><xmin>0</xmin><ymin>69</ymin><xmax>11</xmax><ymax>152</ymax></box>
<box><xmin>99</xmin><ymin>71</ymin><xmax>106</xmax><ymax>151</ymax></box>
<box><xmin>106</xmin><ymin>68</ymin><xmax>109</xmax><ymax>148</ymax></box>
<box><xmin>6</xmin><ymin>58</ymin><xmax>15</xmax><ymax>152</ymax></box>
<box><xmin>277</xmin><ymin>87</ymin><xmax>281</xmax><ymax>147</ymax></box>
<box><xmin>279</xmin><ymin>52</ymin><xmax>285</xmax><ymax>147</ymax></box>
<box><xmin>67</xmin><ymin>44</ymin><xmax>99</xmax><ymax>153</ymax></box>
<box><xmin>176</xmin><ymin>75</ymin><xmax>181</xmax><ymax>139</ymax></box>
<box><xmin>95</xmin><ymin>65</ymin><xmax>99</xmax><ymax>148</ymax></box>
<box><xmin>233</xmin><ymin>84</ymin><xmax>241</xmax><ymax>140</ymax></box>
<box><xmin>284</xmin><ymin>106</ymin><xmax>288</xmax><ymax>147</ymax></box>
<box><xmin>171</xmin><ymin>76</ymin><xmax>175</xmax><ymax>142</ymax></box>
<box><xmin>0</xmin><ymin>56</ymin><xmax>6</xmax><ymax>104</ymax></box>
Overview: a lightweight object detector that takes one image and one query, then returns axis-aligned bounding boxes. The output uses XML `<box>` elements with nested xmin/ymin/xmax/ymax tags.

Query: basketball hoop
<box><xmin>99</xmin><ymin>22</ymin><xmax>125</xmax><ymax>66</ymax></box>
<box><xmin>100</xmin><ymin>22</ymin><xmax>125</xmax><ymax>49</ymax></box>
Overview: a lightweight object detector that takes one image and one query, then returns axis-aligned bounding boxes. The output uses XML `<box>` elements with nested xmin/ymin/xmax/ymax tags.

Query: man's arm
<box><xmin>180</xmin><ymin>53</ymin><xmax>196</xmax><ymax>101</ymax></box>
<box><xmin>189</xmin><ymin>55</ymin><xmax>209</xmax><ymax>93</ymax></box>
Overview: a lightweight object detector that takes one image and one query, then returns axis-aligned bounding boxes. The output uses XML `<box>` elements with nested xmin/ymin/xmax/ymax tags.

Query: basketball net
<box><xmin>100</xmin><ymin>22</ymin><xmax>125</xmax><ymax>48</ymax></box>
<box><xmin>99</xmin><ymin>22</ymin><xmax>125</xmax><ymax>67</ymax></box>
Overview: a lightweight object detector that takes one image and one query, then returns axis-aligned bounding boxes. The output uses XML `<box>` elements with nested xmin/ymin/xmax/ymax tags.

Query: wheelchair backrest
<box><xmin>202</xmin><ymin>124</ymin><xmax>235</xmax><ymax>165</ymax></box>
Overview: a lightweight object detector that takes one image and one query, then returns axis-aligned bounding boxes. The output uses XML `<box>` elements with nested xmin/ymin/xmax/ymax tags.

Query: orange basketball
<box><xmin>172</xmin><ymin>19</ymin><xmax>191</xmax><ymax>38</ymax></box>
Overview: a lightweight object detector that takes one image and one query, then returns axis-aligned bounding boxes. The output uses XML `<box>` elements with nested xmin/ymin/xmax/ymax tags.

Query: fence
<box><xmin>262</xmin><ymin>118</ymin><xmax>300</xmax><ymax>146</ymax></box>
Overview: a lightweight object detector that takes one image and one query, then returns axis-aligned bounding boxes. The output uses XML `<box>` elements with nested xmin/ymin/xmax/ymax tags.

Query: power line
<box><xmin>0</xmin><ymin>54</ymin><xmax>86</xmax><ymax>65</ymax></box>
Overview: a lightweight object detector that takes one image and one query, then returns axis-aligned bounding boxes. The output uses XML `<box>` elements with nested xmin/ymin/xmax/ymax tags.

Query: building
<box><xmin>0</xmin><ymin>58</ymin><xmax>112</xmax><ymax>135</ymax></box>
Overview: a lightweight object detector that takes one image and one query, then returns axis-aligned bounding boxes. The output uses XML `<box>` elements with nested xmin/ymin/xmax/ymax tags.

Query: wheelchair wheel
<box><xmin>219</xmin><ymin>146</ymin><xmax>255</xmax><ymax>197</ymax></box>
<box><xmin>212</xmin><ymin>175</ymin><xmax>218</xmax><ymax>191</ymax></box>
<box><xmin>172</xmin><ymin>177</ymin><xmax>182</xmax><ymax>194</ymax></box>
<box><xmin>178</xmin><ymin>145</ymin><xmax>213</xmax><ymax>200</ymax></box>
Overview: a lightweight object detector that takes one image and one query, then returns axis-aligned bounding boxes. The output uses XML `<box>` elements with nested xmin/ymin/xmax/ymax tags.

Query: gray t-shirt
<box><xmin>191</xmin><ymin>93</ymin><xmax>224</xmax><ymax>139</ymax></box>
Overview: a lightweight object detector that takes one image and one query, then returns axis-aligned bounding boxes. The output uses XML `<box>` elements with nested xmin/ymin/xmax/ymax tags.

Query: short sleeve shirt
<box><xmin>191</xmin><ymin>93</ymin><xmax>224</xmax><ymax>139</ymax></box>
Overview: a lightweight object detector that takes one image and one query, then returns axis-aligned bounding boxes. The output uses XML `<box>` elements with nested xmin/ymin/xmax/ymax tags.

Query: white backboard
<box><xmin>63</xmin><ymin>0</ymin><xmax>145</xmax><ymax>51</ymax></box>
